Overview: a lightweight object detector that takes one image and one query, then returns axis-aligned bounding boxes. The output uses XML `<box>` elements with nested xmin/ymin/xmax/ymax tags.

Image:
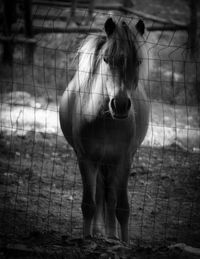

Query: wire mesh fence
<box><xmin>0</xmin><ymin>3</ymin><xmax>200</xmax><ymax>257</ymax></box>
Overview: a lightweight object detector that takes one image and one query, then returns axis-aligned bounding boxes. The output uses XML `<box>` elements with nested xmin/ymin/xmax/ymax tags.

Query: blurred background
<box><xmin>0</xmin><ymin>0</ymin><xmax>200</xmax><ymax>258</ymax></box>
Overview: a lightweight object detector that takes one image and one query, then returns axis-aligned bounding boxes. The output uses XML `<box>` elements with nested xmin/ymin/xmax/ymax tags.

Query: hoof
<box><xmin>93</xmin><ymin>228</ymin><xmax>105</xmax><ymax>238</ymax></box>
<box><xmin>93</xmin><ymin>232</ymin><xmax>105</xmax><ymax>240</ymax></box>
<box><xmin>106</xmin><ymin>236</ymin><xmax>121</xmax><ymax>244</ymax></box>
<box><xmin>84</xmin><ymin>235</ymin><xmax>93</xmax><ymax>240</ymax></box>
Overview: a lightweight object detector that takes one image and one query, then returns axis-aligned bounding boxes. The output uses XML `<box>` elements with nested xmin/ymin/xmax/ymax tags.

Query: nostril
<box><xmin>110</xmin><ymin>98</ymin><xmax>116</xmax><ymax>112</ymax></box>
<box><xmin>110</xmin><ymin>97</ymin><xmax>131</xmax><ymax>115</ymax></box>
<box><xmin>127</xmin><ymin>98</ymin><xmax>131</xmax><ymax>110</ymax></box>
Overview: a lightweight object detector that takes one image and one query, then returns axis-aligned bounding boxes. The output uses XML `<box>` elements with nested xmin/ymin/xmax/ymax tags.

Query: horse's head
<box><xmin>101</xmin><ymin>18</ymin><xmax>146</xmax><ymax>119</ymax></box>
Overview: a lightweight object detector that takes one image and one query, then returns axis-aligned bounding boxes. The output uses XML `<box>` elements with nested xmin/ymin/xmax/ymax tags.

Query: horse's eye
<box><xmin>119</xmin><ymin>54</ymin><xmax>124</xmax><ymax>63</ymax></box>
<box><xmin>103</xmin><ymin>56</ymin><xmax>108</xmax><ymax>64</ymax></box>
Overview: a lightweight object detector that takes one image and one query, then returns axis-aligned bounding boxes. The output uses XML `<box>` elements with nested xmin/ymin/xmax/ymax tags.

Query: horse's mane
<box><xmin>75</xmin><ymin>19</ymin><xmax>149</xmax><ymax>89</ymax></box>
<box><xmin>75</xmin><ymin>35</ymin><xmax>106</xmax><ymax>87</ymax></box>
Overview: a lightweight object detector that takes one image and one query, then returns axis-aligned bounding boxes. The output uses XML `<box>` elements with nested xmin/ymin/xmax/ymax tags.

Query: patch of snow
<box><xmin>0</xmin><ymin>104</ymin><xmax>60</xmax><ymax>136</ymax></box>
<box><xmin>162</xmin><ymin>70</ymin><xmax>182</xmax><ymax>81</ymax></box>
<box><xmin>143</xmin><ymin>124</ymin><xmax>200</xmax><ymax>151</ymax></box>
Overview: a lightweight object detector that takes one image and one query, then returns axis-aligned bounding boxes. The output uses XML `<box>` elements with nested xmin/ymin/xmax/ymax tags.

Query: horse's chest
<box><xmin>78</xmin><ymin>118</ymin><xmax>135</xmax><ymax>160</ymax></box>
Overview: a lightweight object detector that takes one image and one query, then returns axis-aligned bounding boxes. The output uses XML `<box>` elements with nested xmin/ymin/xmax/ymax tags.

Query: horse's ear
<box><xmin>104</xmin><ymin>18</ymin><xmax>116</xmax><ymax>36</ymax></box>
<box><xmin>136</xmin><ymin>20</ymin><xmax>145</xmax><ymax>35</ymax></box>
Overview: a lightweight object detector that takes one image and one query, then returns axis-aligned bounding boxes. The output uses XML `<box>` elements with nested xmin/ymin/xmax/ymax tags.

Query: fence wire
<box><xmin>0</xmin><ymin>4</ymin><xmax>200</xmax><ymax>256</ymax></box>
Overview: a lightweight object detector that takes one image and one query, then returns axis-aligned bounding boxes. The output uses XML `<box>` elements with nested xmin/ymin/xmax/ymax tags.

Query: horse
<box><xmin>59</xmin><ymin>17</ymin><xmax>149</xmax><ymax>243</ymax></box>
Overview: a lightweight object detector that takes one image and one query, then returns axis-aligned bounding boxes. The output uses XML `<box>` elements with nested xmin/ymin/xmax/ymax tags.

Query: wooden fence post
<box><xmin>71</xmin><ymin>0</ymin><xmax>78</xmax><ymax>19</ymax></box>
<box><xmin>2</xmin><ymin>0</ymin><xmax>17</xmax><ymax>64</ymax></box>
<box><xmin>24</xmin><ymin>0</ymin><xmax>33</xmax><ymax>38</ymax></box>
<box><xmin>188</xmin><ymin>0</ymin><xmax>199</xmax><ymax>59</ymax></box>
<box><xmin>23</xmin><ymin>0</ymin><xmax>34</xmax><ymax>63</ymax></box>
<box><xmin>88</xmin><ymin>0</ymin><xmax>94</xmax><ymax>24</ymax></box>
<box><xmin>185</xmin><ymin>0</ymin><xmax>200</xmax><ymax>103</ymax></box>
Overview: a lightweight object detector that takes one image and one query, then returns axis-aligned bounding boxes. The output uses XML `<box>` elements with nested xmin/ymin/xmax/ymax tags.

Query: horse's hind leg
<box><xmin>78</xmin><ymin>159</ymin><xmax>98</xmax><ymax>238</ymax></box>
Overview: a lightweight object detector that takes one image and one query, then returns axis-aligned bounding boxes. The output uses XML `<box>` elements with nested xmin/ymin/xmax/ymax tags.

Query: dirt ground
<box><xmin>0</xmin><ymin>130</ymin><xmax>200</xmax><ymax>258</ymax></box>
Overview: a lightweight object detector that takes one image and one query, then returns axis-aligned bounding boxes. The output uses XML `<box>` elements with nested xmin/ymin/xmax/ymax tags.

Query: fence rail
<box><xmin>1</xmin><ymin>0</ymin><xmax>197</xmax><ymax>64</ymax></box>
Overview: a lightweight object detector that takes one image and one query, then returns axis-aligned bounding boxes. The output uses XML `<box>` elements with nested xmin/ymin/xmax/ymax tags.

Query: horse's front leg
<box><xmin>78</xmin><ymin>159</ymin><xmax>98</xmax><ymax>238</ymax></box>
<box><xmin>93</xmin><ymin>173</ymin><xmax>105</xmax><ymax>237</ymax></box>
<box><xmin>106</xmin><ymin>162</ymin><xmax>130</xmax><ymax>242</ymax></box>
<box><xmin>105</xmin><ymin>188</ymin><xmax>117</xmax><ymax>238</ymax></box>
<box><xmin>116</xmin><ymin>162</ymin><xmax>130</xmax><ymax>243</ymax></box>
<box><xmin>105</xmin><ymin>164</ymin><xmax>118</xmax><ymax>239</ymax></box>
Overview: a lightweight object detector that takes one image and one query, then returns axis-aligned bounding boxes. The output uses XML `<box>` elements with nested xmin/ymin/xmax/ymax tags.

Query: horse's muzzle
<box><xmin>110</xmin><ymin>97</ymin><xmax>131</xmax><ymax>119</ymax></box>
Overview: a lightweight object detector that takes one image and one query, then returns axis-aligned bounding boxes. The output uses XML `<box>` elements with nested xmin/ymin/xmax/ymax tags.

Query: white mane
<box><xmin>75</xmin><ymin>35</ymin><xmax>102</xmax><ymax>89</ymax></box>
